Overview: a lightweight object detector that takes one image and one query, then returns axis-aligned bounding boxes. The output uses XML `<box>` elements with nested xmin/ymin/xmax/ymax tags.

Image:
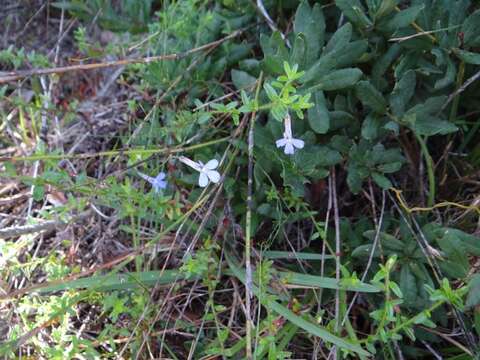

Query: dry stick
<box><xmin>245</xmin><ymin>111</ymin><xmax>256</xmax><ymax>360</ymax></box>
<box><xmin>319</xmin><ymin>175</ymin><xmax>333</xmax><ymax>302</ymax></box>
<box><xmin>0</xmin><ymin>28</ymin><xmax>245</xmax><ymax>84</ymax></box>
<box><xmin>341</xmin><ymin>191</ymin><xmax>386</xmax><ymax>327</ymax></box>
<box><xmin>388</xmin><ymin>25</ymin><xmax>460</xmax><ymax>43</ymax></box>
<box><xmin>331</xmin><ymin>168</ymin><xmax>341</xmax><ymax>360</ymax></box>
<box><xmin>245</xmin><ymin>74</ymin><xmax>262</xmax><ymax>359</ymax></box>
<box><xmin>255</xmin><ymin>0</ymin><xmax>290</xmax><ymax>48</ymax></box>
<box><xmin>441</xmin><ymin>68</ymin><xmax>480</xmax><ymax>112</ymax></box>
<box><xmin>420</xmin><ymin>326</ymin><xmax>473</xmax><ymax>357</ymax></box>
<box><xmin>0</xmin><ymin>211</ymin><xmax>91</xmax><ymax>239</ymax></box>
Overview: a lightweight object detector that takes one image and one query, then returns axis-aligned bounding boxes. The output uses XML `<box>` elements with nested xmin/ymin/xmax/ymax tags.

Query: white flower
<box><xmin>179</xmin><ymin>156</ymin><xmax>221</xmax><ymax>188</ymax></box>
<box><xmin>137</xmin><ymin>171</ymin><xmax>167</xmax><ymax>193</ymax></box>
<box><xmin>276</xmin><ymin>113</ymin><xmax>304</xmax><ymax>155</ymax></box>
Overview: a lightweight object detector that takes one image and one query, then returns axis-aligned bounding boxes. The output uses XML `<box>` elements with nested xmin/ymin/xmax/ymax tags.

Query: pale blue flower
<box><xmin>138</xmin><ymin>171</ymin><xmax>167</xmax><ymax>193</ymax></box>
<box><xmin>276</xmin><ymin>114</ymin><xmax>304</xmax><ymax>155</ymax></box>
<box><xmin>179</xmin><ymin>156</ymin><xmax>221</xmax><ymax>187</ymax></box>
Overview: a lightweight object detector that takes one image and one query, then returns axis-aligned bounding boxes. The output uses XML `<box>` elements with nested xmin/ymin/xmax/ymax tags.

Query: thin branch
<box><xmin>0</xmin><ymin>136</ymin><xmax>231</xmax><ymax>162</ymax></box>
<box><xmin>331</xmin><ymin>168</ymin><xmax>341</xmax><ymax>360</ymax></box>
<box><xmin>0</xmin><ymin>28</ymin><xmax>245</xmax><ymax>84</ymax></box>
<box><xmin>0</xmin><ymin>211</ymin><xmax>91</xmax><ymax>239</ymax></box>
<box><xmin>255</xmin><ymin>0</ymin><xmax>290</xmax><ymax>48</ymax></box>
<box><xmin>441</xmin><ymin>68</ymin><xmax>480</xmax><ymax>111</ymax></box>
<box><xmin>245</xmin><ymin>73</ymin><xmax>262</xmax><ymax>359</ymax></box>
<box><xmin>389</xmin><ymin>25</ymin><xmax>460</xmax><ymax>42</ymax></box>
<box><xmin>341</xmin><ymin>191</ymin><xmax>386</xmax><ymax>327</ymax></box>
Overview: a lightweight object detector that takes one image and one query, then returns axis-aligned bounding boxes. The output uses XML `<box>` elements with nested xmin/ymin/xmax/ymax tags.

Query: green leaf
<box><xmin>263</xmin><ymin>251</ymin><xmax>334</xmax><ymax>261</ymax></box>
<box><xmin>224</xmin><ymin>252</ymin><xmax>370</xmax><ymax>356</ymax></box>
<box><xmin>380</xmin><ymin>5</ymin><xmax>424</xmax><ymax>32</ymax></box>
<box><xmin>363</xmin><ymin>230</ymin><xmax>405</xmax><ymax>251</ymax></box>
<box><xmin>410</xmin><ymin>115</ymin><xmax>458</xmax><ymax>136</ymax></box>
<box><xmin>335</xmin><ymin>0</ymin><xmax>372</xmax><ymax>28</ymax></box>
<box><xmin>441</xmin><ymin>228</ymin><xmax>480</xmax><ymax>257</ymax></box>
<box><xmin>280</xmin><ymin>271</ymin><xmax>380</xmax><ymax>293</ymax></box>
<box><xmin>51</xmin><ymin>1</ymin><xmax>92</xmax><ymax>14</ymax></box>
<box><xmin>400</xmin><ymin>265</ymin><xmax>417</xmax><ymax>305</ymax></box>
<box><xmin>231</xmin><ymin>69</ymin><xmax>257</xmax><ymax>90</ymax></box>
<box><xmin>308</xmin><ymin>91</ymin><xmax>330</xmax><ymax>133</ymax></box>
<box><xmin>347</xmin><ymin>164</ymin><xmax>368</xmax><ymax>194</ymax></box>
<box><xmin>355</xmin><ymin>81</ymin><xmax>387</xmax><ymax>114</ymax></box>
<box><xmin>351</xmin><ymin>244</ymin><xmax>381</xmax><ymax>258</ymax></box>
<box><xmin>361</xmin><ymin>114</ymin><xmax>380</xmax><ymax>140</ymax></box>
<box><xmin>290</xmin><ymin>34</ymin><xmax>307</xmax><ymax>69</ymax></box>
<box><xmin>294</xmin><ymin>2</ymin><xmax>325</xmax><ymax>67</ymax></box>
<box><xmin>302</xmin><ymin>41</ymin><xmax>368</xmax><ymax>83</ymax></box>
<box><xmin>33</xmin><ymin>270</ymin><xmax>191</xmax><ymax>293</ymax></box>
<box><xmin>309</xmin><ymin>68</ymin><xmax>363</xmax><ymax>92</ymax></box>
<box><xmin>268</xmin><ymin>301</ymin><xmax>369</xmax><ymax>356</ymax></box>
<box><xmin>434</xmin><ymin>56</ymin><xmax>456</xmax><ymax>90</ymax></box>
<box><xmin>33</xmin><ymin>185</ymin><xmax>45</xmax><ymax>201</ymax></box>
<box><xmin>463</xmin><ymin>9</ymin><xmax>480</xmax><ymax>47</ymax></box>
<box><xmin>437</xmin><ymin>233</ymin><xmax>469</xmax><ymax>278</ymax></box>
<box><xmin>372</xmin><ymin>44</ymin><xmax>402</xmax><ymax>89</ymax></box>
<box><xmin>390</xmin><ymin>70</ymin><xmax>416</xmax><ymax>117</ymax></box>
<box><xmin>371</xmin><ymin>172</ymin><xmax>392</xmax><ymax>189</ymax></box>
<box><xmin>454</xmin><ymin>49</ymin><xmax>480</xmax><ymax>65</ymax></box>
<box><xmin>325</xmin><ymin>23</ymin><xmax>352</xmax><ymax>54</ymax></box>
<box><xmin>404</xmin><ymin>96</ymin><xmax>458</xmax><ymax>136</ymax></box>
<box><xmin>466</xmin><ymin>274</ymin><xmax>480</xmax><ymax>308</ymax></box>
<box><xmin>374</xmin><ymin>0</ymin><xmax>399</xmax><ymax>20</ymax></box>
<box><xmin>377</xmin><ymin>161</ymin><xmax>403</xmax><ymax>173</ymax></box>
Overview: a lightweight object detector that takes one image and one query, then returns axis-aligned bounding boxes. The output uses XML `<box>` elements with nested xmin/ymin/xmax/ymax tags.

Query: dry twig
<box><xmin>0</xmin><ymin>28</ymin><xmax>245</xmax><ymax>84</ymax></box>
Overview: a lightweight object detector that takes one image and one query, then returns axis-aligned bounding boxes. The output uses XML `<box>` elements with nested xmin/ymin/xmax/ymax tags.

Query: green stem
<box><xmin>389</xmin><ymin>301</ymin><xmax>443</xmax><ymax>336</ymax></box>
<box><xmin>416</xmin><ymin>135</ymin><xmax>435</xmax><ymax>207</ymax></box>
<box><xmin>1</xmin><ymin>136</ymin><xmax>230</xmax><ymax>162</ymax></box>
<box><xmin>245</xmin><ymin>73</ymin><xmax>263</xmax><ymax>359</ymax></box>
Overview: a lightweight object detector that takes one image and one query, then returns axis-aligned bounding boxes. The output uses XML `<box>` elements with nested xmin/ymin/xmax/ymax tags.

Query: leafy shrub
<box><xmin>2</xmin><ymin>0</ymin><xmax>480</xmax><ymax>359</ymax></box>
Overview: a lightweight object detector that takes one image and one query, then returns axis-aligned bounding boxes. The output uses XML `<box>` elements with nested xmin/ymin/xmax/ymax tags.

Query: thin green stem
<box><xmin>389</xmin><ymin>301</ymin><xmax>443</xmax><ymax>336</ymax></box>
<box><xmin>0</xmin><ymin>136</ymin><xmax>230</xmax><ymax>162</ymax></box>
<box><xmin>416</xmin><ymin>135</ymin><xmax>435</xmax><ymax>207</ymax></box>
<box><xmin>245</xmin><ymin>73</ymin><xmax>263</xmax><ymax>359</ymax></box>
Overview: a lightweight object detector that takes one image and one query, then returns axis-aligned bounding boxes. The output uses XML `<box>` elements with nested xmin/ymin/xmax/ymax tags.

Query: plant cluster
<box><xmin>1</xmin><ymin>0</ymin><xmax>480</xmax><ymax>359</ymax></box>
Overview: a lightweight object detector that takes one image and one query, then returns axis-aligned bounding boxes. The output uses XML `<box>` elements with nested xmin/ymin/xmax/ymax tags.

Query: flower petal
<box><xmin>284</xmin><ymin>142</ymin><xmax>295</xmax><ymax>155</ymax></box>
<box><xmin>204</xmin><ymin>159</ymin><xmax>219</xmax><ymax>170</ymax></box>
<box><xmin>198</xmin><ymin>172</ymin><xmax>209</xmax><ymax>187</ymax></box>
<box><xmin>179</xmin><ymin>156</ymin><xmax>202</xmax><ymax>172</ymax></box>
<box><xmin>156</xmin><ymin>172</ymin><xmax>166</xmax><ymax>180</ymax></box>
<box><xmin>291</xmin><ymin>138</ymin><xmax>304</xmax><ymax>149</ymax></box>
<box><xmin>153</xmin><ymin>179</ymin><xmax>167</xmax><ymax>191</ymax></box>
<box><xmin>276</xmin><ymin>138</ymin><xmax>287</xmax><ymax>148</ymax></box>
<box><xmin>206</xmin><ymin>170</ymin><xmax>221</xmax><ymax>183</ymax></box>
<box><xmin>284</xmin><ymin>114</ymin><xmax>293</xmax><ymax>138</ymax></box>
<box><xmin>138</xmin><ymin>172</ymin><xmax>155</xmax><ymax>184</ymax></box>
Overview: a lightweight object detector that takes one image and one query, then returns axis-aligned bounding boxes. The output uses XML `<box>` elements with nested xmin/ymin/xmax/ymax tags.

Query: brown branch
<box><xmin>0</xmin><ymin>210</ymin><xmax>91</xmax><ymax>239</ymax></box>
<box><xmin>0</xmin><ymin>28</ymin><xmax>245</xmax><ymax>84</ymax></box>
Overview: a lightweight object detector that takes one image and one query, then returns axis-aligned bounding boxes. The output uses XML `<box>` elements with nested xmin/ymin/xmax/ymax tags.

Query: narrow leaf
<box><xmin>225</xmin><ymin>252</ymin><xmax>370</xmax><ymax>356</ymax></box>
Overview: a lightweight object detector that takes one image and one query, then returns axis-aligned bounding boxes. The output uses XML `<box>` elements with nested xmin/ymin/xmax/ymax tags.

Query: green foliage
<box><xmin>3</xmin><ymin>0</ymin><xmax>480</xmax><ymax>358</ymax></box>
<box><xmin>53</xmin><ymin>0</ymin><xmax>153</xmax><ymax>33</ymax></box>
